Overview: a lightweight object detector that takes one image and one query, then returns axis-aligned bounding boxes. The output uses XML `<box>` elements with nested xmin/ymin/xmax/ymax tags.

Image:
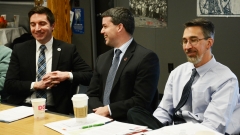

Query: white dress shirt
<box><xmin>25</xmin><ymin>37</ymin><xmax>73</xmax><ymax>106</ymax></box>
<box><xmin>153</xmin><ymin>56</ymin><xmax>239</xmax><ymax>134</ymax></box>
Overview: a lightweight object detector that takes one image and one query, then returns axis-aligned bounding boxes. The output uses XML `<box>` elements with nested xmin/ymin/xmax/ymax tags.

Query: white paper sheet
<box><xmin>45</xmin><ymin>113</ymin><xmax>148</xmax><ymax>135</ymax></box>
<box><xmin>145</xmin><ymin>122</ymin><xmax>223</xmax><ymax>135</ymax></box>
<box><xmin>0</xmin><ymin>106</ymin><xmax>33</xmax><ymax>123</ymax></box>
<box><xmin>45</xmin><ymin>113</ymin><xmax>113</xmax><ymax>135</ymax></box>
<box><xmin>78</xmin><ymin>121</ymin><xmax>148</xmax><ymax>135</ymax></box>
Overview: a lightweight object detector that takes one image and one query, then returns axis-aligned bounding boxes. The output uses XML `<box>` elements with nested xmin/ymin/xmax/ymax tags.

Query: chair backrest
<box><xmin>10</xmin><ymin>33</ymin><xmax>34</xmax><ymax>49</ymax></box>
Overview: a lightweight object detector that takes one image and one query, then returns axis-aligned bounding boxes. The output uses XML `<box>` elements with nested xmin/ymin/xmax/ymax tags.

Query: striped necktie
<box><xmin>103</xmin><ymin>49</ymin><xmax>122</xmax><ymax>105</ymax></box>
<box><xmin>36</xmin><ymin>45</ymin><xmax>47</xmax><ymax>99</ymax></box>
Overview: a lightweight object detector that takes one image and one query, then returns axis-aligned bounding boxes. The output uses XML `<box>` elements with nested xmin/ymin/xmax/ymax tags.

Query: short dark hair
<box><xmin>101</xmin><ymin>7</ymin><xmax>135</xmax><ymax>35</ymax></box>
<box><xmin>184</xmin><ymin>18</ymin><xmax>215</xmax><ymax>39</ymax></box>
<box><xmin>28</xmin><ymin>6</ymin><xmax>55</xmax><ymax>26</ymax></box>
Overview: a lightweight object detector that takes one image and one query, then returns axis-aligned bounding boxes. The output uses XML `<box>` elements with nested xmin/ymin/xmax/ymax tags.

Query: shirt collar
<box><xmin>114</xmin><ymin>38</ymin><xmax>133</xmax><ymax>55</ymax></box>
<box><xmin>196</xmin><ymin>55</ymin><xmax>216</xmax><ymax>77</ymax></box>
<box><xmin>36</xmin><ymin>37</ymin><xmax>53</xmax><ymax>51</ymax></box>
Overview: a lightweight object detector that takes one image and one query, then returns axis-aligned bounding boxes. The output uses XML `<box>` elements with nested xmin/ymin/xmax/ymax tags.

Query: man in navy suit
<box><xmin>4</xmin><ymin>6</ymin><xmax>92</xmax><ymax>114</ymax></box>
<box><xmin>87</xmin><ymin>7</ymin><xmax>160</xmax><ymax>122</ymax></box>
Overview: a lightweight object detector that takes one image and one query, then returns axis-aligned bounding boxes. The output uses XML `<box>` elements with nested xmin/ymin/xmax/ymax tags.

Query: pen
<box><xmin>82</xmin><ymin>123</ymin><xmax>104</xmax><ymax>129</ymax></box>
<box><xmin>82</xmin><ymin>120</ymin><xmax>114</xmax><ymax>129</ymax></box>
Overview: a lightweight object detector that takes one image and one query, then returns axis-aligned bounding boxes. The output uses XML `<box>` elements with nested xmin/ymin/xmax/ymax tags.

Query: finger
<box><xmin>43</xmin><ymin>80</ymin><xmax>52</xmax><ymax>86</ymax></box>
<box><xmin>47</xmin><ymin>83</ymin><xmax>55</xmax><ymax>89</ymax></box>
<box><xmin>50</xmin><ymin>76</ymin><xmax>59</xmax><ymax>81</ymax></box>
<box><xmin>51</xmin><ymin>81</ymin><xmax>60</xmax><ymax>84</ymax></box>
<box><xmin>42</xmin><ymin>75</ymin><xmax>51</xmax><ymax>80</ymax></box>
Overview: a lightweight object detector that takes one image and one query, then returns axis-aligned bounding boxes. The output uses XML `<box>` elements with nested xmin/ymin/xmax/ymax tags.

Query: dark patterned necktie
<box><xmin>103</xmin><ymin>49</ymin><xmax>122</xmax><ymax>105</ymax></box>
<box><xmin>36</xmin><ymin>45</ymin><xmax>47</xmax><ymax>99</ymax></box>
<box><xmin>174</xmin><ymin>68</ymin><xmax>197</xmax><ymax>124</ymax></box>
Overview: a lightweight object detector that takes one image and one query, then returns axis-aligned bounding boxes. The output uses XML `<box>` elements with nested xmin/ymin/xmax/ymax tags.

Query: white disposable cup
<box><xmin>1</xmin><ymin>14</ymin><xmax>6</xmax><ymax>20</ymax></box>
<box><xmin>14</xmin><ymin>21</ymin><xmax>19</xmax><ymax>27</ymax></box>
<box><xmin>31</xmin><ymin>98</ymin><xmax>46</xmax><ymax>119</ymax></box>
<box><xmin>13</xmin><ymin>15</ymin><xmax>19</xmax><ymax>27</ymax></box>
<box><xmin>7</xmin><ymin>22</ymin><xmax>14</xmax><ymax>28</ymax></box>
<box><xmin>71</xmin><ymin>94</ymin><xmax>88</xmax><ymax>122</ymax></box>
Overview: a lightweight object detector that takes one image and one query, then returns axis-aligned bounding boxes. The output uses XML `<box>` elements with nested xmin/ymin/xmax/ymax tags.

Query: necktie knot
<box><xmin>191</xmin><ymin>68</ymin><xmax>197</xmax><ymax>78</ymax></box>
<box><xmin>39</xmin><ymin>45</ymin><xmax>46</xmax><ymax>52</ymax></box>
<box><xmin>115</xmin><ymin>49</ymin><xmax>122</xmax><ymax>58</ymax></box>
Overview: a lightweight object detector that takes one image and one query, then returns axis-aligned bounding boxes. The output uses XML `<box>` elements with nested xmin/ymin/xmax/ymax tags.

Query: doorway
<box><xmin>95</xmin><ymin>0</ymin><xmax>114</xmax><ymax>56</ymax></box>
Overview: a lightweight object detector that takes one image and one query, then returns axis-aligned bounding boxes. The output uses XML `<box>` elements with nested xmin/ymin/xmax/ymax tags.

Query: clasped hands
<box><xmin>93</xmin><ymin>106</ymin><xmax>112</xmax><ymax>119</ymax></box>
<box><xmin>33</xmin><ymin>71</ymin><xmax>70</xmax><ymax>90</ymax></box>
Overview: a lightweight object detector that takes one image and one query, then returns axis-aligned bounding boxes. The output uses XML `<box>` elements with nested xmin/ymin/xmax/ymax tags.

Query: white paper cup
<box><xmin>7</xmin><ymin>22</ymin><xmax>14</xmax><ymax>28</ymax></box>
<box><xmin>31</xmin><ymin>98</ymin><xmax>46</xmax><ymax>119</ymax></box>
<box><xmin>13</xmin><ymin>15</ymin><xmax>19</xmax><ymax>27</ymax></box>
<box><xmin>1</xmin><ymin>14</ymin><xmax>6</xmax><ymax>20</ymax></box>
<box><xmin>14</xmin><ymin>21</ymin><xmax>19</xmax><ymax>28</ymax></box>
<box><xmin>71</xmin><ymin>94</ymin><xmax>88</xmax><ymax>122</ymax></box>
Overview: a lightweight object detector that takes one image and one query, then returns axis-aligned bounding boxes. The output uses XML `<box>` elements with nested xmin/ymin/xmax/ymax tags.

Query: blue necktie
<box><xmin>36</xmin><ymin>45</ymin><xmax>47</xmax><ymax>99</ymax></box>
<box><xmin>103</xmin><ymin>49</ymin><xmax>122</xmax><ymax>105</ymax></box>
<box><xmin>174</xmin><ymin>68</ymin><xmax>197</xmax><ymax>124</ymax></box>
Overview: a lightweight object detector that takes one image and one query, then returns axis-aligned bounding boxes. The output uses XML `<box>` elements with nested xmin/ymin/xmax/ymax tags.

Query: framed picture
<box><xmin>129</xmin><ymin>0</ymin><xmax>168</xmax><ymax>28</ymax></box>
<box><xmin>197</xmin><ymin>0</ymin><xmax>240</xmax><ymax>17</ymax></box>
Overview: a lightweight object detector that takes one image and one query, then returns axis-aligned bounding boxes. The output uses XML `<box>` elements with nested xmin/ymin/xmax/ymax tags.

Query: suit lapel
<box><xmin>52</xmin><ymin>38</ymin><xmax>61</xmax><ymax>71</ymax></box>
<box><xmin>111</xmin><ymin>40</ymin><xmax>137</xmax><ymax>88</ymax></box>
<box><xmin>29</xmin><ymin>40</ymin><xmax>37</xmax><ymax>80</ymax></box>
<box><xmin>102</xmin><ymin>50</ymin><xmax>114</xmax><ymax>86</ymax></box>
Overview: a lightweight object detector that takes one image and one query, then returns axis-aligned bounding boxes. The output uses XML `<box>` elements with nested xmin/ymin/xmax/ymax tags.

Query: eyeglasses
<box><xmin>181</xmin><ymin>37</ymin><xmax>209</xmax><ymax>46</ymax></box>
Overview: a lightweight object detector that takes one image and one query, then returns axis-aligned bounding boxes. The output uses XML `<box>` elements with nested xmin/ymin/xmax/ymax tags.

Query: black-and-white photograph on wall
<box><xmin>197</xmin><ymin>0</ymin><xmax>240</xmax><ymax>17</ymax></box>
<box><xmin>129</xmin><ymin>0</ymin><xmax>167</xmax><ymax>28</ymax></box>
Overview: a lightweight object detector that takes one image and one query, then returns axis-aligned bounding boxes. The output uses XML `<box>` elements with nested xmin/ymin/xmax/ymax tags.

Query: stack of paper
<box><xmin>0</xmin><ymin>106</ymin><xmax>33</xmax><ymax>123</ymax></box>
<box><xmin>145</xmin><ymin>122</ymin><xmax>223</xmax><ymax>135</ymax></box>
<box><xmin>45</xmin><ymin>113</ymin><xmax>148</xmax><ymax>135</ymax></box>
<box><xmin>80</xmin><ymin>121</ymin><xmax>148</xmax><ymax>135</ymax></box>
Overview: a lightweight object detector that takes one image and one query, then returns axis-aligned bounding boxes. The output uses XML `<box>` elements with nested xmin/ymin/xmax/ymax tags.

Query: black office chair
<box><xmin>8</xmin><ymin>33</ymin><xmax>34</xmax><ymax>49</ymax></box>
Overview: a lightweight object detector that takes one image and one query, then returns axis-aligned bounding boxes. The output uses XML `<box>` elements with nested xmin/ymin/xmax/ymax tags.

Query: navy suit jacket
<box><xmin>4</xmin><ymin>38</ymin><xmax>92</xmax><ymax>114</ymax></box>
<box><xmin>87</xmin><ymin>40</ymin><xmax>160</xmax><ymax>121</ymax></box>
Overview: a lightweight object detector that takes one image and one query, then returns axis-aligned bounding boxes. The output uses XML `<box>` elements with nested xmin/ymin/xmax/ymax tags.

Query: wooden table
<box><xmin>0</xmin><ymin>103</ymin><xmax>71</xmax><ymax>135</ymax></box>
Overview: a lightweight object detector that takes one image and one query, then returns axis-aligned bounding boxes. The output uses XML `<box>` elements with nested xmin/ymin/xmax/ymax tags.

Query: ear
<box><xmin>117</xmin><ymin>23</ymin><xmax>123</xmax><ymax>32</ymax></box>
<box><xmin>52</xmin><ymin>23</ymin><xmax>55</xmax><ymax>30</ymax></box>
<box><xmin>206</xmin><ymin>38</ymin><xmax>214</xmax><ymax>49</ymax></box>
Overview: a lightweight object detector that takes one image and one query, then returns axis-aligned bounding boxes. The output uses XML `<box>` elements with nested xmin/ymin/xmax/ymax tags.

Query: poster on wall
<box><xmin>197</xmin><ymin>0</ymin><xmax>240</xmax><ymax>17</ymax></box>
<box><xmin>129</xmin><ymin>0</ymin><xmax>167</xmax><ymax>28</ymax></box>
<box><xmin>72</xmin><ymin>8</ymin><xmax>84</xmax><ymax>34</ymax></box>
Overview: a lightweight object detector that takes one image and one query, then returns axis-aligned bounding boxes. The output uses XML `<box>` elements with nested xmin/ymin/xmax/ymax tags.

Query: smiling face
<box><xmin>101</xmin><ymin>17</ymin><xmax>119</xmax><ymax>48</ymax></box>
<box><xmin>182</xmin><ymin>26</ymin><xmax>213</xmax><ymax>67</ymax></box>
<box><xmin>30</xmin><ymin>13</ymin><xmax>54</xmax><ymax>44</ymax></box>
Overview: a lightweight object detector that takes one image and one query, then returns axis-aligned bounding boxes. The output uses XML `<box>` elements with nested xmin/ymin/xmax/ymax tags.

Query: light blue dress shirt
<box><xmin>153</xmin><ymin>56</ymin><xmax>239</xmax><ymax>134</ymax></box>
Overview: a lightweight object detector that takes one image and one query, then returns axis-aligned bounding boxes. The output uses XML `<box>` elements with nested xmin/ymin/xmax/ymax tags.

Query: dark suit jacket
<box><xmin>87</xmin><ymin>40</ymin><xmax>160</xmax><ymax>122</ymax></box>
<box><xmin>4</xmin><ymin>38</ymin><xmax>93</xmax><ymax>114</ymax></box>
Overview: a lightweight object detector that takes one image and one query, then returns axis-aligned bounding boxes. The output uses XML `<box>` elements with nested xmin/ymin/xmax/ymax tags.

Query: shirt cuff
<box><xmin>107</xmin><ymin>105</ymin><xmax>112</xmax><ymax>116</ymax></box>
<box><xmin>30</xmin><ymin>82</ymin><xmax>35</xmax><ymax>91</ymax></box>
<box><xmin>69</xmin><ymin>72</ymin><xmax>73</xmax><ymax>81</ymax></box>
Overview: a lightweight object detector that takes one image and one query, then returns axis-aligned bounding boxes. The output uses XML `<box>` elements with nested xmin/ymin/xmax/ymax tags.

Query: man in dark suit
<box><xmin>4</xmin><ymin>6</ymin><xmax>92</xmax><ymax>114</ymax></box>
<box><xmin>87</xmin><ymin>7</ymin><xmax>160</xmax><ymax>122</ymax></box>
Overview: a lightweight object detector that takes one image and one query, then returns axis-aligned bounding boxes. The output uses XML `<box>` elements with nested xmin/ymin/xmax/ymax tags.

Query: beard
<box><xmin>186</xmin><ymin>51</ymin><xmax>203</xmax><ymax>65</ymax></box>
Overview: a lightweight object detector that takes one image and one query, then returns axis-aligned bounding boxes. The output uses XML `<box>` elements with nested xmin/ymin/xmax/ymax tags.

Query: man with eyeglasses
<box><xmin>127</xmin><ymin>18</ymin><xmax>240</xmax><ymax>134</ymax></box>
